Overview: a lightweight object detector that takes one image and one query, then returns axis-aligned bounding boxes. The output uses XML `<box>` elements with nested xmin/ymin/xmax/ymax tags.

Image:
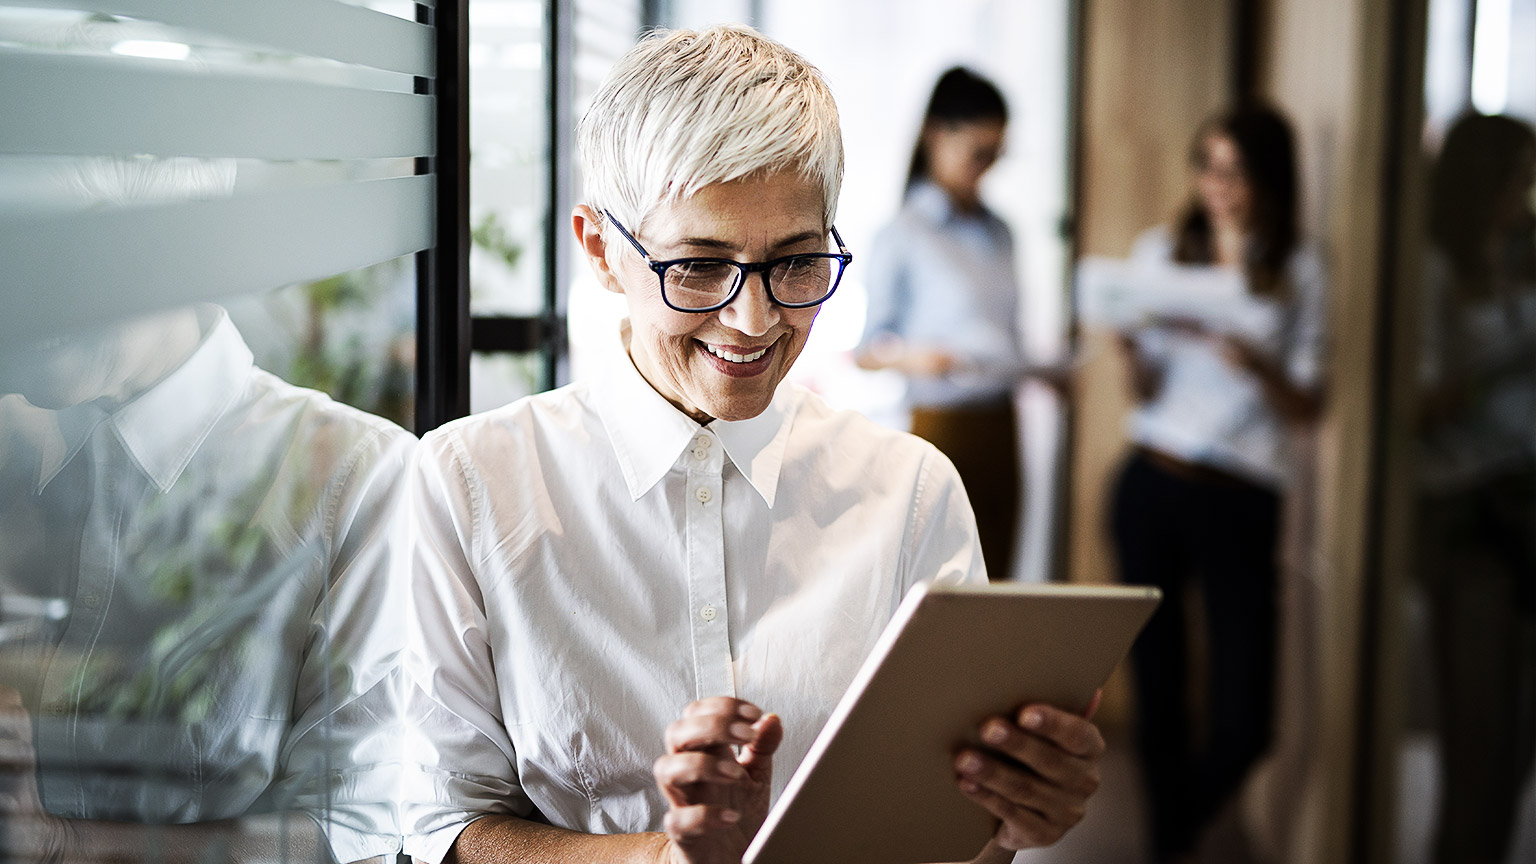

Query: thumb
<box><xmin>740</xmin><ymin>713</ymin><xmax>783</xmax><ymax>769</ymax></box>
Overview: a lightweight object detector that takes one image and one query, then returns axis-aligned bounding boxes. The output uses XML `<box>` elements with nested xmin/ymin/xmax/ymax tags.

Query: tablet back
<box><xmin>744</xmin><ymin>582</ymin><xmax>1161</xmax><ymax>864</ymax></box>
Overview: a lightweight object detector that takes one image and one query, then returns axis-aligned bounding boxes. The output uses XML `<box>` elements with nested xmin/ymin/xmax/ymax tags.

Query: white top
<box><xmin>858</xmin><ymin>181</ymin><xmax>1026</xmax><ymax>408</ymax></box>
<box><xmin>1124</xmin><ymin>227</ymin><xmax>1328</xmax><ymax>487</ymax></box>
<box><xmin>401</xmin><ymin>328</ymin><xmax>986</xmax><ymax>863</ymax></box>
<box><xmin>0</xmin><ymin>306</ymin><xmax>412</xmax><ymax>863</ymax></box>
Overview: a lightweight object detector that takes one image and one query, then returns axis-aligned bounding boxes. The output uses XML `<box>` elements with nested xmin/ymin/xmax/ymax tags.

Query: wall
<box><xmin>1067</xmin><ymin>0</ymin><xmax>1232</xmax><ymax>579</ymax></box>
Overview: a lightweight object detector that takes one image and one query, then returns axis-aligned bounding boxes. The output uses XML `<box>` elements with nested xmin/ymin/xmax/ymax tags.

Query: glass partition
<box><xmin>0</xmin><ymin>2</ymin><xmax>434</xmax><ymax>861</ymax></box>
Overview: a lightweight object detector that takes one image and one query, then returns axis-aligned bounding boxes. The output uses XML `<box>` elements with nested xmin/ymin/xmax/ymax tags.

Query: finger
<box><xmin>665</xmin><ymin>713</ymin><xmax>759</xmax><ymax>754</ymax></box>
<box><xmin>680</xmin><ymin>697</ymin><xmax>762</xmax><ymax>722</ymax></box>
<box><xmin>956</xmin><ymin>780</ymin><xmax>1068</xmax><ymax>851</ymax></box>
<box><xmin>663</xmin><ymin>803</ymin><xmax>741</xmax><ymax>841</ymax></box>
<box><xmin>653</xmin><ymin>752</ymin><xmax>748</xmax><ymax>806</ymax></box>
<box><xmin>955</xmin><ymin>748</ymin><xmax>1088</xmax><ymax>826</ymax></box>
<box><xmin>1016</xmin><ymin>705</ymin><xmax>1107</xmax><ymax>760</ymax></box>
<box><xmin>975</xmin><ymin>716</ymin><xmax>1100</xmax><ymax>795</ymax></box>
<box><xmin>1084</xmin><ymin>689</ymin><xmax>1103</xmax><ymax>721</ymax></box>
<box><xmin>743</xmin><ymin>714</ymin><xmax>783</xmax><ymax>760</ymax></box>
<box><xmin>735</xmin><ymin>713</ymin><xmax>784</xmax><ymax>782</ymax></box>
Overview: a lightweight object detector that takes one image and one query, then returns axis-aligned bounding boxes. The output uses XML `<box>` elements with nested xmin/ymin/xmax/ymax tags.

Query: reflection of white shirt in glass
<box><xmin>0</xmin><ymin>306</ymin><xmax>413</xmax><ymax>863</ymax></box>
<box><xmin>402</xmin><ymin>326</ymin><xmax>985</xmax><ymax>863</ymax></box>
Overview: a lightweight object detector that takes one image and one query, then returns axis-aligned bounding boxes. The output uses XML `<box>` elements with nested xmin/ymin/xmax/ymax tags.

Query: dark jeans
<box><xmin>1111</xmin><ymin>451</ymin><xmax>1280</xmax><ymax>861</ymax></box>
<box><xmin>1419</xmin><ymin>470</ymin><xmax>1536</xmax><ymax>864</ymax></box>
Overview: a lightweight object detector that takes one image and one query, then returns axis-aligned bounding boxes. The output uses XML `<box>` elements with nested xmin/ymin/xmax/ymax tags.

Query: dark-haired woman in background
<box><xmin>1111</xmin><ymin>105</ymin><xmax>1326</xmax><ymax>863</ymax></box>
<box><xmin>856</xmin><ymin>67</ymin><xmax>1031</xmax><ymax>580</ymax></box>
<box><xmin>1417</xmin><ymin>112</ymin><xmax>1535</xmax><ymax>864</ymax></box>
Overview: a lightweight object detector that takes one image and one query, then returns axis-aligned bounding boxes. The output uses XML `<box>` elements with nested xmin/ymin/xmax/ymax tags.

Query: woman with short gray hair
<box><xmin>404</xmin><ymin>26</ymin><xmax>1106</xmax><ymax>864</ymax></box>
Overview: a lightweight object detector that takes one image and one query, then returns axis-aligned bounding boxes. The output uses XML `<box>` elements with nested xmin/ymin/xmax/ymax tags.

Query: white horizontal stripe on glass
<box><xmin>13</xmin><ymin>0</ymin><xmax>434</xmax><ymax>75</ymax></box>
<box><xmin>0</xmin><ymin>175</ymin><xmax>435</xmax><ymax>342</ymax></box>
<box><xmin>0</xmin><ymin>52</ymin><xmax>434</xmax><ymax>160</ymax></box>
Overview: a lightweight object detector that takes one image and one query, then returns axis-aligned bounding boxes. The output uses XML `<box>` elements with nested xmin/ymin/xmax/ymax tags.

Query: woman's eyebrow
<box><xmin>671</xmin><ymin>230</ymin><xmax>825</xmax><ymax>255</ymax></box>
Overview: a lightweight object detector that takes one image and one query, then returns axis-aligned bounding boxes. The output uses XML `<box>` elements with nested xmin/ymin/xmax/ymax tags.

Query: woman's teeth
<box><xmin>706</xmin><ymin>344</ymin><xmax>767</xmax><ymax>364</ymax></box>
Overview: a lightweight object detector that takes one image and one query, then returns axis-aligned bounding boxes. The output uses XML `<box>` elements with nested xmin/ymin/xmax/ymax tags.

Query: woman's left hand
<box><xmin>952</xmin><ymin>693</ymin><xmax>1107</xmax><ymax>852</ymax></box>
<box><xmin>654</xmin><ymin>697</ymin><xmax>783</xmax><ymax>864</ymax></box>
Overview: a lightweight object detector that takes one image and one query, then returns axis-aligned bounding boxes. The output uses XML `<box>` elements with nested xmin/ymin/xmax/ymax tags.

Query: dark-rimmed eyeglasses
<box><xmin>603</xmin><ymin>210</ymin><xmax>852</xmax><ymax>313</ymax></box>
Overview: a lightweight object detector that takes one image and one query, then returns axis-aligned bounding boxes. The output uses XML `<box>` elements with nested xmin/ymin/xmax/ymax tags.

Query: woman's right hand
<box><xmin>653</xmin><ymin>697</ymin><xmax>782</xmax><ymax>864</ymax></box>
<box><xmin>1114</xmin><ymin>331</ymin><xmax>1164</xmax><ymax>403</ymax></box>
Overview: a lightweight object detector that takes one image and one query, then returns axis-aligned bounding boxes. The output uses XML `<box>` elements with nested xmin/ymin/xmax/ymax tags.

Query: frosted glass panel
<box><xmin>0</xmin><ymin>52</ymin><xmax>433</xmax><ymax>159</ymax></box>
<box><xmin>14</xmin><ymin>0</ymin><xmax>434</xmax><ymax>75</ymax></box>
<box><xmin>0</xmin><ymin>0</ymin><xmax>431</xmax><ymax>858</ymax></box>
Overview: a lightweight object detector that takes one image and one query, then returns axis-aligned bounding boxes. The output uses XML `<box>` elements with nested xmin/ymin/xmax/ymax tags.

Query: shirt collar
<box><xmin>907</xmin><ymin>179</ymin><xmax>996</xmax><ymax>228</ymax></box>
<box><xmin>111</xmin><ymin>305</ymin><xmax>253</xmax><ymax>493</ymax></box>
<box><xmin>591</xmin><ymin>321</ymin><xmax>800</xmax><ymax>508</ymax></box>
<box><xmin>2</xmin><ymin>394</ymin><xmax>110</xmax><ymax>495</ymax></box>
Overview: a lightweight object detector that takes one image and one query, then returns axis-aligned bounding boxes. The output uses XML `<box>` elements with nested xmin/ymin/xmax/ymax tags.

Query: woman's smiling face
<box><xmin>580</xmin><ymin>173</ymin><xmax>830</xmax><ymax>423</ymax></box>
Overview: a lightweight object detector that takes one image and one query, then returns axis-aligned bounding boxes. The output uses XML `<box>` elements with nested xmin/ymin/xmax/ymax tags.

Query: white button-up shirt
<box><xmin>0</xmin><ymin>306</ymin><xmax>412</xmax><ymax>863</ymax></box>
<box><xmin>402</xmin><ymin>332</ymin><xmax>985</xmax><ymax>863</ymax></box>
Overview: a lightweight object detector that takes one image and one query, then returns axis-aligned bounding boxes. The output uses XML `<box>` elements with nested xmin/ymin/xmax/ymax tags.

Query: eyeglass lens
<box><xmin>664</xmin><ymin>256</ymin><xmax>842</xmax><ymax>310</ymax></box>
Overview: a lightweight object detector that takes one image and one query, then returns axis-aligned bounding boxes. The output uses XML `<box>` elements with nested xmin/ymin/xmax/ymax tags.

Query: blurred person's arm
<box><xmin>854</xmin><ymin>222</ymin><xmax>961</xmax><ymax>377</ymax></box>
<box><xmin>1115</xmin><ymin>330</ymin><xmax>1167</xmax><ymax>403</ymax></box>
<box><xmin>1220</xmin><ymin>248</ymin><xmax>1329</xmax><ymax>424</ymax></box>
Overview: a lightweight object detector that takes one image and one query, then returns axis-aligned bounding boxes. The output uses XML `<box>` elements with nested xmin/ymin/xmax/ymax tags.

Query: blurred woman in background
<box><xmin>1111</xmin><ymin>105</ymin><xmax>1326</xmax><ymax>864</ymax></box>
<box><xmin>856</xmin><ymin>67</ymin><xmax>1030</xmax><ymax>580</ymax></box>
<box><xmin>1417</xmin><ymin>111</ymin><xmax>1535</xmax><ymax>864</ymax></box>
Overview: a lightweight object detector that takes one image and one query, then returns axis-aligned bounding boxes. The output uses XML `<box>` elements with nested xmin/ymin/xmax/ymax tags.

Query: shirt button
<box><xmin>79</xmin><ymin>591</ymin><xmax>101</xmax><ymax>610</ymax></box>
<box><xmin>692</xmin><ymin>447</ymin><xmax>709</xmax><ymax>461</ymax></box>
<box><xmin>694</xmin><ymin>434</ymin><xmax>712</xmax><ymax>449</ymax></box>
<box><xmin>694</xmin><ymin>487</ymin><xmax>713</xmax><ymax>504</ymax></box>
<box><xmin>700</xmin><ymin>605</ymin><xmax>718</xmax><ymax>622</ymax></box>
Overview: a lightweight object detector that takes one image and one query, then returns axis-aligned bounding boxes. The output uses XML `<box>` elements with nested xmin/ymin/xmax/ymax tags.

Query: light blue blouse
<box><xmin>858</xmin><ymin>181</ymin><xmax>1025</xmax><ymax>409</ymax></box>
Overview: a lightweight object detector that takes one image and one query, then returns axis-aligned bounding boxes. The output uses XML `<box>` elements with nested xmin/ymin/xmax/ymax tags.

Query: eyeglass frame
<box><xmin>602</xmin><ymin>209</ymin><xmax>853</xmax><ymax>313</ymax></box>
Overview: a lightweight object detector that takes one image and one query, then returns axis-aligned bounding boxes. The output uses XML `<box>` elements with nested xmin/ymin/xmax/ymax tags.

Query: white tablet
<box><xmin>744</xmin><ymin>581</ymin><xmax>1162</xmax><ymax>864</ymax></box>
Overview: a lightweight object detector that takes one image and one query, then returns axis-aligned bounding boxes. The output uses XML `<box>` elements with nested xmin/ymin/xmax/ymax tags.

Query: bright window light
<box><xmin>110</xmin><ymin>40</ymin><xmax>191</xmax><ymax>61</ymax></box>
<box><xmin>1472</xmin><ymin>0</ymin><xmax>1511</xmax><ymax>114</ymax></box>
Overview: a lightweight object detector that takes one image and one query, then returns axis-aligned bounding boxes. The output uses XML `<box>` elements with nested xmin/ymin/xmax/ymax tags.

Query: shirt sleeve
<box><xmin>856</xmin><ymin>221</ymin><xmax>910</xmax><ymax>351</ymax></box>
<box><xmin>902</xmin><ymin>444</ymin><xmax>987</xmax><ymax>589</ymax></box>
<box><xmin>269</xmin><ymin>424</ymin><xmax>414</xmax><ymax>864</ymax></box>
<box><xmin>401</xmin><ymin>430</ymin><xmax>533</xmax><ymax>864</ymax></box>
<box><xmin>1125</xmin><ymin>227</ymin><xmax>1179</xmax><ymax>366</ymax></box>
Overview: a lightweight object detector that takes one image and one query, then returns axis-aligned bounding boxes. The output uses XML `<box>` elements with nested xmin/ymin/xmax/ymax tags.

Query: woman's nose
<box><xmin>717</xmin><ymin>272</ymin><xmax>780</xmax><ymax>337</ymax></box>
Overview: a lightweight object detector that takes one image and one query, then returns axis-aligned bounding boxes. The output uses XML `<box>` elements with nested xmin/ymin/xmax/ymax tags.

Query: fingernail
<box><xmin>958</xmin><ymin>778</ymin><xmax>981</xmax><ymax>794</ymax></box>
<box><xmin>983</xmin><ymin>721</ymin><xmax>1009</xmax><ymax>744</ymax></box>
<box><xmin>720</xmin><ymin>760</ymin><xmax>747</xmax><ymax>779</ymax></box>
<box><xmin>720</xmin><ymin>809</ymin><xmax>741</xmax><ymax>824</ymax></box>
<box><xmin>957</xmin><ymin>752</ymin><xmax>984</xmax><ymax>774</ymax></box>
<box><xmin>737</xmin><ymin>704</ymin><xmax>762</xmax><ymax>721</ymax></box>
<box><xmin>729</xmin><ymin>722</ymin><xmax>753</xmax><ymax>740</ymax></box>
<box><xmin>1023</xmin><ymin>710</ymin><xmax>1044</xmax><ymax>730</ymax></box>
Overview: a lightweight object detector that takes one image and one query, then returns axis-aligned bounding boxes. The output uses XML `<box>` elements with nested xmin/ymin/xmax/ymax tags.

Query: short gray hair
<box><xmin>577</xmin><ymin>25</ymin><xmax>843</xmax><ymax>232</ymax></box>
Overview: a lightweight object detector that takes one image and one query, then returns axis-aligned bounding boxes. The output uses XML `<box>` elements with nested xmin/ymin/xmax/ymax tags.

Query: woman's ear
<box><xmin>572</xmin><ymin>205</ymin><xmax>625</xmax><ymax>295</ymax></box>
